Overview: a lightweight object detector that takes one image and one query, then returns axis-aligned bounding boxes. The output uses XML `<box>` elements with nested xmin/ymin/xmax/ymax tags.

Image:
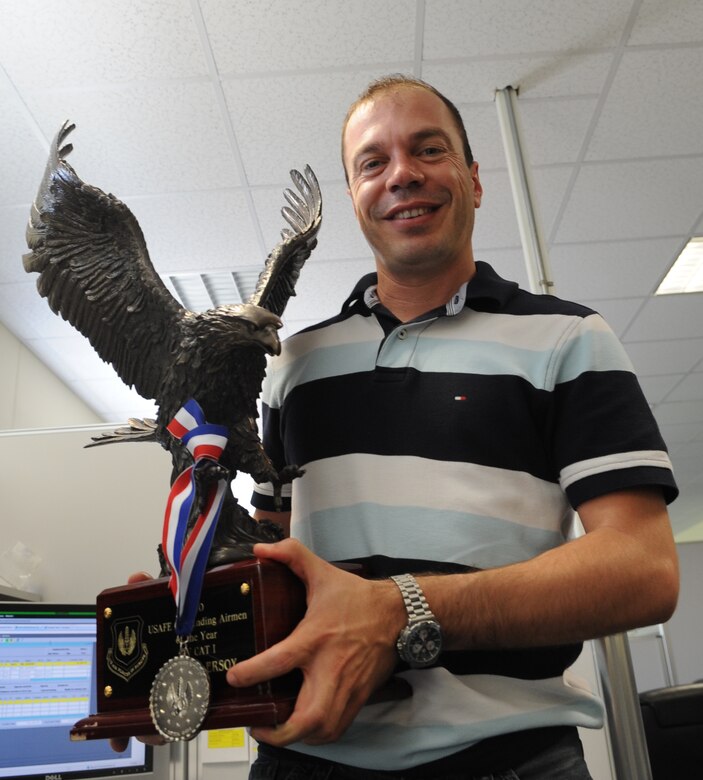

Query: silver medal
<box><xmin>150</xmin><ymin>650</ymin><xmax>210</xmax><ymax>741</ymax></box>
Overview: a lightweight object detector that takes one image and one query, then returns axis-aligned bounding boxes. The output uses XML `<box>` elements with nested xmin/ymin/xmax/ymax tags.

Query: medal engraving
<box><xmin>150</xmin><ymin>654</ymin><xmax>210</xmax><ymax>741</ymax></box>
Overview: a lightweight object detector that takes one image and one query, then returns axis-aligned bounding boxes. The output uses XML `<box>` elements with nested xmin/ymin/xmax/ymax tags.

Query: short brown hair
<box><xmin>341</xmin><ymin>74</ymin><xmax>474</xmax><ymax>183</ymax></box>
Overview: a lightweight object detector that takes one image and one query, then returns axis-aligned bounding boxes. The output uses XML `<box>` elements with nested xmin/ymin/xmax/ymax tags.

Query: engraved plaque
<box><xmin>71</xmin><ymin>558</ymin><xmax>305</xmax><ymax>741</ymax></box>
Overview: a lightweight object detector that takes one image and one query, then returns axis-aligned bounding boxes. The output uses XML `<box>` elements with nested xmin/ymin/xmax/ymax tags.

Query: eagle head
<box><xmin>198</xmin><ymin>304</ymin><xmax>282</xmax><ymax>356</ymax></box>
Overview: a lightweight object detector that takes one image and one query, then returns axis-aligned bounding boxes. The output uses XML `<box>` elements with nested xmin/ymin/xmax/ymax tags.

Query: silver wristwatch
<box><xmin>390</xmin><ymin>573</ymin><xmax>442</xmax><ymax>668</ymax></box>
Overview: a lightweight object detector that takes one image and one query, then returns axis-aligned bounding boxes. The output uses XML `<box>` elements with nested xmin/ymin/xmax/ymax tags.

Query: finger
<box><xmin>251</xmin><ymin>539</ymin><xmax>314</xmax><ymax>578</ymax></box>
<box><xmin>226</xmin><ymin>633</ymin><xmax>301</xmax><ymax>688</ymax></box>
<box><xmin>252</xmin><ymin>539</ymin><xmax>340</xmax><ymax>592</ymax></box>
<box><xmin>110</xmin><ymin>734</ymin><xmax>167</xmax><ymax>751</ymax></box>
<box><xmin>249</xmin><ymin>668</ymin><xmax>369</xmax><ymax>746</ymax></box>
<box><xmin>127</xmin><ymin>571</ymin><xmax>153</xmax><ymax>584</ymax></box>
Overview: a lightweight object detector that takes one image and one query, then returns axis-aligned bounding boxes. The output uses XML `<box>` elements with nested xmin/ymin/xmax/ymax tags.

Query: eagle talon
<box><xmin>277</xmin><ymin>464</ymin><xmax>305</xmax><ymax>484</ymax></box>
<box><xmin>193</xmin><ymin>460</ymin><xmax>230</xmax><ymax>516</ymax></box>
<box><xmin>270</xmin><ymin>464</ymin><xmax>305</xmax><ymax>512</ymax></box>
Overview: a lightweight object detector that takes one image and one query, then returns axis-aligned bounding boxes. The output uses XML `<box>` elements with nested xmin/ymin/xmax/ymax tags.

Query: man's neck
<box><xmin>375</xmin><ymin>262</ymin><xmax>477</xmax><ymax>323</ymax></box>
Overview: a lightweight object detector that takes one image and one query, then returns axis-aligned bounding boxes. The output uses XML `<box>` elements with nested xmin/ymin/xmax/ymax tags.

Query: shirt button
<box><xmin>397</xmin><ymin>328</ymin><xmax>408</xmax><ymax>340</ymax></box>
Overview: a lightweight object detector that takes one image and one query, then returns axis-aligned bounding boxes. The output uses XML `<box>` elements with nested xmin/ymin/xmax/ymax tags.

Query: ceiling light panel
<box><xmin>656</xmin><ymin>237</ymin><xmax>703</xmax><ymax>295</ymax></box>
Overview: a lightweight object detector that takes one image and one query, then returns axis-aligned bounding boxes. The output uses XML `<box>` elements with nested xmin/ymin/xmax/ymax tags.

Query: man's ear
<box><xmin>471</xmin><ymin>162</ymin><xmax>483</xmax><ymax>208</ymax></box>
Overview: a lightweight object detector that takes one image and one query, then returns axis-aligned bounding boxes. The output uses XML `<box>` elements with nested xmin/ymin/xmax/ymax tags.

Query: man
<box><xmin>227</xmin><ymin>75</ymin><xmax>679</xmax><ymax>778</ymax></box>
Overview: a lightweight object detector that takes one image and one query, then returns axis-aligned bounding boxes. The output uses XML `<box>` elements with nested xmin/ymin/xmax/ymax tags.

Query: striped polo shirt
<box><xmin>253</xmin><ymin>260</ymin><xmax>676</xmax><ymax>568</ymax></box>
<box><xmin>250</xmin><ymin>260</ymin><xmax>677</xmax><ymax>769</ymax></box>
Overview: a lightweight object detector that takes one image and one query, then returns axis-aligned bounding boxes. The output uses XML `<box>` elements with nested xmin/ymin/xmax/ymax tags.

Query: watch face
<box><xmin>406</xmin><ymin>621</ymin><xmax>442</xmax><ymax>666</ymax></box>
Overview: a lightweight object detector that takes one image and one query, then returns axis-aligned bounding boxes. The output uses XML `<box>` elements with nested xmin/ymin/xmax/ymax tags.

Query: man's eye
<box><xmin>361</xmin><ymin>159</ymin><xmax>382</xmax><ymax>172</ymax></box>
<box><xmin>420</xmin><ymin>146</ymin><xmax>443</xmax><ymax>156</ymax></box>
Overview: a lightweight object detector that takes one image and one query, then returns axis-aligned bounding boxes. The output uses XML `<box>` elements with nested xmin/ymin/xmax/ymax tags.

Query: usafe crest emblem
<box><xmin>107</xmin><ymin>616</ymin><xmax>149</xmax><ymax>681</ymax></box>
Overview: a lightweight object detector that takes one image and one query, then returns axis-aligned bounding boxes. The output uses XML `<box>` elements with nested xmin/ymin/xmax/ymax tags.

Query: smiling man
<box><xmin>230</xmin><ymin>76</ymin><xmax>679</xmax><ymax>779</ymax></box>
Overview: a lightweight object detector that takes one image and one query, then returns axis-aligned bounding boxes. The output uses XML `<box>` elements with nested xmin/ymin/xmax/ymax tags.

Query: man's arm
<box><xmin>228</xmin><ymin>486</ymin><xmax>678</xmax><ymax>746</ymax></box>
<box><xmin>421</xmin><ymin>486</ymin><xmax>678</xmax><ymax>650</ymax></box>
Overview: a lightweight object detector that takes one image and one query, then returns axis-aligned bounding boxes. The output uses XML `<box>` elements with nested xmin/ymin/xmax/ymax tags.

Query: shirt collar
<box><xmin>342</xmin><ymin>261</ymin><xmax>519</xmax><ymax>314</ymax></box>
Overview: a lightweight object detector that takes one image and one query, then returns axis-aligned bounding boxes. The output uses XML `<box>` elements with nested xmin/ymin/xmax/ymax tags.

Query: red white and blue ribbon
<box><xmin>162</xmin><ymin>399</ymin><xmax>229</xmax><ymax>637</ymax></box>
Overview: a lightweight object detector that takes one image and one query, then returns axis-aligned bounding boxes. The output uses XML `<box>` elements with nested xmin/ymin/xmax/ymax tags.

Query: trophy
<box><xmin>23</xmin><ymin>122</ymin><xmax>322</xmax><ymax>741</ymax></box>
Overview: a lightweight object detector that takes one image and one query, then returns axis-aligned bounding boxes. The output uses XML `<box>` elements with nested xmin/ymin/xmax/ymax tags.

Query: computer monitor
<box><xmin>0</xmin><ymin>602</ymin><xmax>154</xmax><ymax>780</ymax></box>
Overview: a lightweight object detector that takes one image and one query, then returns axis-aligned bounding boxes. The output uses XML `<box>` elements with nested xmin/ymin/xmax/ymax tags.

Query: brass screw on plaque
<box><xmin>103</xmin><ymin>607</ymin><xmax>112</xmax><ymax>619</ymax></box>
<box><xmin>240</xmin><ymin>583</ymin><xmax>250</xmax><ymax>596</ymax></box>
<box><xmin>104</xmin><ymin>686</ymin><xmax>113</xmax><ymax>697</ymax></box>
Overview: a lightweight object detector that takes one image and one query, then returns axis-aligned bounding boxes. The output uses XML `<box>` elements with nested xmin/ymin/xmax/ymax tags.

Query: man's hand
<box><xmin>109</xmin><ymin>571</ymin><xmax>167</xmax><ymax>753</ymax></box>
<box><xmin>226</xmin><ymin>539</ymin><xmax>405</xmax><ymax>746</ymax></box>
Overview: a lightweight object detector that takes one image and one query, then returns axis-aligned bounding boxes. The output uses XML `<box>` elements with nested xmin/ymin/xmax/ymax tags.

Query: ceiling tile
<box><xmin>475</xmin><ymin>248</ymin><xmax>531</xmax><ymax>290</ymax></box>
<box><xmin>555</xmin><ymin>157</ymin><xmax>703</xmax><ymax>243</ymax></box>
<box><xmin>519</xmin><ymin>98</ymin><xmax>597</xmax><ymax>166</ymax></box>
<box><xmin>673</xmin><ymin>439</ymin><xmax>703</xmax><ymax>460</ymax></box>
<box><xmin>423</xmin><ymin>0</ymin><xmax>632</xmax><ymax>58</ymax></box>
<box><xmin>473</xmin><ymin>166</ymin><xmax>575</xmax><ymax>251</ymax></box>
<box><xmin>586</xmin><ymin>47</ymin><xmax>703</xmax><ymax>160</ymax></box>
<box><xmin>0</xmin><ymin>283</ymin><xmax>83</xmax><ymax>340</ymax></box>
<box><xmin>624</xmin><ymin>338</ymin><xmax>703</xmax><ymax>377</ymax></box>
<box><xmin>575</xmin><ymin>296</ymin><xmax>643</xmax><ymax>338</ymax></box>
<box><xmin>282</xmin><ymin>258</ymin><xmax>376</xmax><ymax>325</ymax></box>
<box><xmin>472</xmin><ymin>169</ymin><xmax>520</xmax><ymax>249</ymax></box>
<box><xmin>654</xmin><ymin>399</ymin><xmax>703</xmax><ymax>426</ymax></box>
<box><xmin>449</xmin><ymin>96</ymin><xmax>594</xmax><ymax>171</ymax></box>
<box><xmin>0</xmin><ymin>206</ymin><xmax>35</xmax><ymax>284</ymax></box>
<box><xmin>128</xmin><ymin>190</ymin><xmax>264</xmax><ymax>275</ymax></box>
<box><xmin>458</xmin><ymin>103</ymin><xmax>507</xmax><ymax>171</ymax></box>
<box><xmin>623</xmin><ymin>293</ymin><xmax>703</xmax><ymax>341</ymax></box>
<box><xmin>629</xmin><ymin>0</ymin><xmax>703</xmax><ymax>45</ymax></box>
<box><xmin>667</xmin><ymin>371</ymin><xmax>703</xmax><ymax>403</ymax></box>
<box><xmin>0</xmin><ymin>78</ymin><xmax>49</xmax><ymax>207</ymax></box>
<box><xmin>0</xmin><ymin>0</ymin><xmax>208</xmax><ymax>89</ymax></box>
<box><xmin>529</xmin><ymin>166</ymin><xmax>575</xmax><ymax>237</ymax></box>
<box><xmin>659</xmin><ymin>422</ymin><xmax>703</xmax><ymax>446</ymax></box>
<box><xmin>201</xmin><ymin>0</ymin><xmax>416</xmax><ymax>74</ymax></box>
<box><xmin>223</xmin><ymin>70</ymin><xmax>381</xmax><ymax>186</ymax></box>
<box><xmin>423</xmin><ymin>52</ymin><xmax>613</xmax><ymax>101</ymax></box>
<box><xmin>23</xmin><ymin>81</ymin><xmax>242</xmax><ymax>195</ymax></box>
<box><xmin>549</xmin><ymin>237</ymin><xmax>682</xmax><ymax>300</ymax></box>
<box><xmin>639</xmin><ymin>373</ymin><xmax>687</xmax><ymax>405</ymax></box>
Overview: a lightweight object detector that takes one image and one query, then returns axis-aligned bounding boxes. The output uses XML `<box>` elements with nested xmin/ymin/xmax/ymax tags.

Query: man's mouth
<box><xmin>388</xmin><ymin>205</ymin><xmax>438</xmax><ymax>220</ymax></box>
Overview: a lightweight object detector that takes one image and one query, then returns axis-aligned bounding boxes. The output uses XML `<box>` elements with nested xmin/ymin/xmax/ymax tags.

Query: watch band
<box><xmin>391</xmin><ymin>573</ymin><xmax>436</xmax><ymax>622</ymax></box>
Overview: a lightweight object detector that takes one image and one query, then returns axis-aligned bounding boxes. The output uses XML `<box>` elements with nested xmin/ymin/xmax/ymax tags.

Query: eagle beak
<box><xmin>260</xmin><ymin>322</ymin><xmax>282</xmax><ymax>356</ymax></box>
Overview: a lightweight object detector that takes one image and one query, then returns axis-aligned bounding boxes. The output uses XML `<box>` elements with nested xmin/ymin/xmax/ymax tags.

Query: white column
<box><xmin>495</xmin><ymin>85</ymin><xmax>653</xmax><ymax>780</ymax></box>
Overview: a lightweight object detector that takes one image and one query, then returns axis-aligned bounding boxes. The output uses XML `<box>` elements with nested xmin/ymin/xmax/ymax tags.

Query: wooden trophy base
<box><xmin>71</xmin><ymin>558</ymin><xmax>305</xmax><ymax>741</ymax></box>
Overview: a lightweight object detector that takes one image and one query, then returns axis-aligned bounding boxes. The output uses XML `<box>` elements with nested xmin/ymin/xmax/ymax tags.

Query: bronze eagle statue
<box><xmin>23</xmin><ymin>121</ymin><xmax>321</xmax><ymax>568</ymax></box>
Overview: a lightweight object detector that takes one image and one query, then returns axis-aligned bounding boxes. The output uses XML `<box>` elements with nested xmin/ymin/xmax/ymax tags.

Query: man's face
<box><xmin>343</xmin><ymin>86</ymin><xmax>482</xmax><ymax>278</ymax></box>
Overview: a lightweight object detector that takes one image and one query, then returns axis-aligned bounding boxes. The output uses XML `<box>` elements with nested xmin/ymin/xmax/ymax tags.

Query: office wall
<box><xmin>0</xmin><ymin>321</ymin><xmax>100</xmax><ymax>429</ymax></box>
<box><xmin>0</xmin><ymin>426</ymin><xmax>172</xmax><ymax>600</ymax></box>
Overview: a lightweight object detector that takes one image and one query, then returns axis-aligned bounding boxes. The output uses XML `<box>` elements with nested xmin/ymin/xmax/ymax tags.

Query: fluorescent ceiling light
<box><xmin>165</xmin><ymin>268</ymin><xmax>261</xmax><ymax>311</ymax></box>
<box><xmin>656</xmin><ymin>237</ymin><xmax>703</xmax><ymax>295</ymax></box>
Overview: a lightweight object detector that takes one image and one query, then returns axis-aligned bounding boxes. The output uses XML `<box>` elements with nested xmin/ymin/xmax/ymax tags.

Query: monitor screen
<box><xmin>0</xmin><ymin>602</ymin><xmax>153</xmax><ymax>780</ymax></box>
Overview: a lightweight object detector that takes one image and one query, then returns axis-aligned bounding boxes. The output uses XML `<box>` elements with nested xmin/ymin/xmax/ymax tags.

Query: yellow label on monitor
<box><xmin>207</xmin><ymin>728</ymin><xmax>246</xmax><ymax>749</ymax></box>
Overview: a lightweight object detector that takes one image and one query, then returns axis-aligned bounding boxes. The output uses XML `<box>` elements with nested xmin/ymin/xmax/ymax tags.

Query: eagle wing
<box><xmin>23</xmin><ymin>121</ymin><xmax>185</xmax><ymax>402</ymax></box>
<box><xmin>248</xmin><ymin>165</ymin><xmax>322</xmax><ymax>316</ymax></box>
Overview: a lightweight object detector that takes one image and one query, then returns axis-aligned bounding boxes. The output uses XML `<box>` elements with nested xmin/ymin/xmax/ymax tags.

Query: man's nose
<box><xmin>386</xmin><ymin>153</ymin><xmax>425</xmax><ymax>191</ymax></box>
